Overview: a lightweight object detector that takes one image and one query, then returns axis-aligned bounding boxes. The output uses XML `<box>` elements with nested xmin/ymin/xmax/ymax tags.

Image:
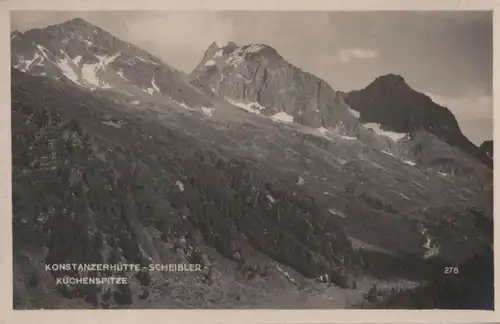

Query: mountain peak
<box><xmin>60</xmin><ymin>17</ymin><xmax>95</xmax><ymax>28</ymax></box>
<box><xmin>371</xmin><ymin>73</ymin><xmax>409</xmax><ymax>87</ymax></box>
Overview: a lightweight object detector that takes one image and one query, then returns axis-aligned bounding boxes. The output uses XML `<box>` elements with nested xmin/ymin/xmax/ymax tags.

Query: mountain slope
<box><xmin>344</xmin><ymin>74</ymin><xmax>492</xmax><ymax>168</ymax></box>
<box><xmin>11</xmin><ymin>18</ymin><xmax>214</xmax><ymax>111</ymax></box>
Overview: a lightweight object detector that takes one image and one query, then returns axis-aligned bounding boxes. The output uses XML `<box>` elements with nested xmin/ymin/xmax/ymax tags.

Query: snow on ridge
<box><xmin>348</xmin><ymin>107</ymin><xmax>360</xmax><ymax>118</ymax></box>
<box><xmin>205</xmin><ymin>59</ymin><xmax>216</xmax><ymax>67</ymax></box>
<box><xmin>363</xmin><ymin>122</ymin><xmax>408</xmax><ymax>141</ymax></box>
<box><xmin>271</xmin><ymin>112</ymin><xmax>294</xmax><ymax>123</ymax></box>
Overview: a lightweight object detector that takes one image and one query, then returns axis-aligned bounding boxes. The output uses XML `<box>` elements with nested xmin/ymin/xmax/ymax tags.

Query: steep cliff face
<box><xmin>191</xmin><ymin>42</ymin><xmax>359</xmax><ymax>135</ymax></box>
<box><xmin>344</xmin><ymin>74</ymin><xmax>492</xmax><ymax>168</ymax></box>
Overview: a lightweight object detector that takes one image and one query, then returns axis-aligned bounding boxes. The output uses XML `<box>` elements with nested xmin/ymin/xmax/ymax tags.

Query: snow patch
<box><xmin>201</xmin><ymin>106</ymin><xmax>215</xmax><ymax>116</ymax></box>
<box><xmin>55</xmin><ymin>55</ymin><xmax>83</xmax><ymax>86</ymax></box>
<box><xmin>266</xmin><ymin>194</ymin><xmax>275</xmax><ymax>204</ymax></box>
<box><xmin>276</xmin><ymin>265</ymin><xmax>297</xmax><ymax>284</ymax></box>
<box><xmin>403</xmin><ymin>159</ymin><xmax>417</xmax><ymax>166</ymax></box>
<box><xmin>419</xmin><ymin>226</ymin><xmax>440</xmax><ymax>259</ymax></box>
<box><xmin>438</xmin><ymin>171</ymin><xmax>448</xmax><ymax>177</ymax></box>
<box><xmin>81</xmin><ymin>53</ymin><xmax>120</xmax><ymax>89</ymax></box>
<box><xmin>336</xmin><ymin>133</ymin><xmax>357</xmax><ymax>141</ymax></box>
<box><xmin>296</xmin><ymin>176</ymin><xmax>305</xmax><ymax>185</ymax></box>
<box><xmin>271</xmin><ymin>112</ymin><xmax>294</xmax><ymax>123</ymax></box>
<box><xmin>382</xmin><ymin>150</ymin><xmax>397</xmax><ymax>158</ymax></box>
<box><xmin>83</xmin><ymin>39</ymin><xmax>93</xmax><ymax>47</ymax></box>
<box><xmin>213</xmin><ymin>49</ymin><xmax>223</xmax><ymax>59</ymax></box>
<box><xmin>116</xmin><ymin>70</ymin><xmax>128</xmax><ymax>81</ymax></box>
<box><xmin>101</xmin><ymin>120</ymin><xmax>122</xmax><ymax>128</ymax></box>
<box><xmin>245</xmin><ymin>44</ymin><xmax>265</xmax><ymax>53</ymax></box>
<box><xmin>72</xmin><ymin>55</ymin><xmax>82</xmax><ymax>65</ymax></box>
<box><xmin>173</xmin><ymin>100</ymin><xmax>196</xmax><ymax>111</ymax></box>
<box><xmin>176</xmin><ymin>181</ymin><xmax>185</xmax><ymax>192</ymax></box>
<box><xmin>228</xmin><ymin>99</ymin><xmax>266</xmax><ymax>115</ymax></box>
<box><xmin>328</xmin><ymin>208</ymin><xmax>347</xmax><ymax>218</ymax></box>
<box><xmin>363</xmin><ymin>123</ymin><xmax>408</xmax><ymax>141</ymax></box>
<box><xmin>20</xmin><ymin>52</ymin><xmax>44</xmax><ymax>71</ymax></box>
<box><xmin>151</xmin><ymin>75</ymin><xmax>161</xmax><ymax>93</ymax></box>
<box><xmin>96</xmin><ymin>52</ymin><xmax>121</xmax><ymax>68</ymax></box>
<box><xmin>142</xmin><ymin>88</ymin><xmax>155</xmax><ymax>95</ymax></box>
<box><xmin>398</xmin><ymin>192</ymin><xmax>411</xmax><ymax>201</ymax></box>
<box><xmin>205</xmin><ymin>59</ymin><xmax>216</xmax><ymax>67</ymax></box>
<box><xmin>348</xmin><ymin>107</ymin><xmax>360</xmax><ymax>118</ymax></box>
<box><xmin>317</xmin><ymin>127</ymin><xmax>331</xmax><ymax>137</ymax></box>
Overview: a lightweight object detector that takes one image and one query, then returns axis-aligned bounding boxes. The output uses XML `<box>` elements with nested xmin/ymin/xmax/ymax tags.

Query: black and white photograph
<box><xmin>10</xmin><ymin>10</ymin><xmax>494</xmax><ymax>311</ymax></box>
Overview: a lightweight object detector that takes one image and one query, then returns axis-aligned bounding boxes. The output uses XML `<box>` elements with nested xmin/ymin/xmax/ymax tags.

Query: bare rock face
<box><xmin>191</xmin><ymin>42</ymin><xmax>359</xmax><ymax>135</ymax></box>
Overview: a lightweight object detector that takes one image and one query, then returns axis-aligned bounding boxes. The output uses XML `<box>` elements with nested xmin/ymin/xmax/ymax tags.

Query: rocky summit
<box><xmin>11</xmin><ymin>18</ymin><xmax>493</xmax><ymax>310</ymax></box>
<box><xmin>190</xmin><ymin>41</ymin><xmax>359</xmax><ymax>136</ymax></box>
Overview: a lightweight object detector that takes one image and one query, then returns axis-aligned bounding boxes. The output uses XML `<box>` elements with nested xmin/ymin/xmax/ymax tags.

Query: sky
<box><xmin>11</xmin><ymin>11</ymin><xmax>493</xmax><ymax>145</ymax></box>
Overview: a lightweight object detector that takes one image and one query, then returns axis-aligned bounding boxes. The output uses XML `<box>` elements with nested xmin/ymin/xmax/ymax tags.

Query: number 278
<box><xmin>444</xmin><ymin>267</ymin><xmax>459</xmax><ymax>274</ymax></box>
